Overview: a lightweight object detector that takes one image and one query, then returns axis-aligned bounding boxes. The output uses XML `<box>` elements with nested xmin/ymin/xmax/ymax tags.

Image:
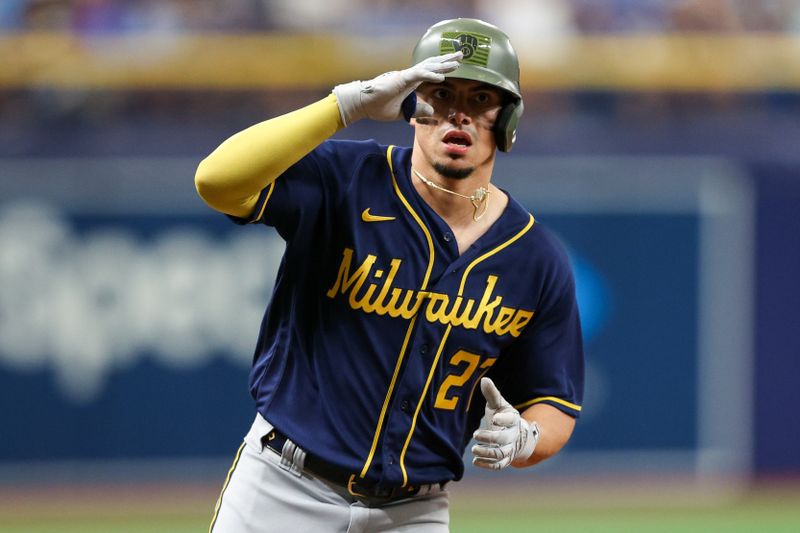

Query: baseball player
<box><xmin>196</xmin><ymin>18</ymin><xmax>583</xmax><ymax>533</ymax></box>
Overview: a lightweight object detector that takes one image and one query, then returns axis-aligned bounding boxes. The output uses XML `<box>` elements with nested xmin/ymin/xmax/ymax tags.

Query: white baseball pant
<box><xmin>209</xmin><ymin>414</ymin><xmax>450</xmax><ymax>533</ymax></box>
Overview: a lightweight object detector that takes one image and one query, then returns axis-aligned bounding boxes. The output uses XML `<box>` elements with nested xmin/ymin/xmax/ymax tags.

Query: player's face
<box><xmin>413</xmin><ymin>79</ymin><xmax>504</xmax><ymax>178</ymax></box>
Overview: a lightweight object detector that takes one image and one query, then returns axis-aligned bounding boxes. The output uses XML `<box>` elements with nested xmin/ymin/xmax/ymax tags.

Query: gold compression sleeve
<box><xmin>195</xmin><ymin>93</ymin><xmax>344</xmax><ymax>218</ymax></box>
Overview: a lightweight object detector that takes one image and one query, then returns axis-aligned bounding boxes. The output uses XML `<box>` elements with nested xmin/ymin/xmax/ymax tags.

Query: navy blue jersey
<box><xmin>229</xmin><ymin>140</ymin><xmax>583</xmax><ymax>486</ymax></box>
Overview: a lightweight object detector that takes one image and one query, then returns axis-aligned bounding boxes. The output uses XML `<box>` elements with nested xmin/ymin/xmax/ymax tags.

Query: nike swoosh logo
<box><xmin>361</xmin><ymin>208</ymin><xmax>396</xmax><ymax>222</ymax></box>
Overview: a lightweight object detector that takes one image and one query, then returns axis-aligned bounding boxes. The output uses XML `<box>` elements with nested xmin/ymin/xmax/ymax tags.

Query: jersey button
<box><xmin>443</xmin><ymin>232</ymin><xmax>453</xmax><ymax>242</ymax></box>
<box><xmin>419</xmin><ymin>344</ymin><xmax>428</xmax><ymax>354</ymax></box>
<box><xmin>400</xmin><ymin>400</ymin><xmax>409</xmax><ymax>412</ymax></box>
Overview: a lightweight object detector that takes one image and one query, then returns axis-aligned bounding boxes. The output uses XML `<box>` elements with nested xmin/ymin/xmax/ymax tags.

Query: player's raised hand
<box><xmin>332</xmin><ymin>51</ymin><xmax>462</xmax><ymax>126</ymax></box>
<box><xmin>471</xmin><ymin>377</ymin><xmax>540</xmax><ymax>470</ymax></box>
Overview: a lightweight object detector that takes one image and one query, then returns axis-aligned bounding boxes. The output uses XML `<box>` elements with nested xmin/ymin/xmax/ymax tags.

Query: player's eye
<box><xmin>473</xmin><ymin>92</ymin><xmax>498</xmax><ymax>106</ymax></box>
<box><xmin>432</xmin><ymin>88</ymin><xmax>451</xmax><ymax>100</ymax></box>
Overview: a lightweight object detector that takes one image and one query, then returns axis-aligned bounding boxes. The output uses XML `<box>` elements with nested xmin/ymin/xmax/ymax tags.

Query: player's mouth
<box><xmin>441</xmin><ymin>130</ymin><xmax>472</xmax><ymax>156</ymax></box>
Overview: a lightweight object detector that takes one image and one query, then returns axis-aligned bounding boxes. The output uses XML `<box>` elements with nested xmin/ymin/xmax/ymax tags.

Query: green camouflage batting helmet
<box><xmin>412</xmin><ymin>18</ymin><xmax>524</xmax><ymax>152</ymax></box>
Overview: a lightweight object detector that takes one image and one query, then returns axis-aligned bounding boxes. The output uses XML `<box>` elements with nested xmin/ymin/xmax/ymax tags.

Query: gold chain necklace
<box><xmin>412</xmin><ymin>168</ymin><xmax>490</xmax><ymax>221</ymax></box>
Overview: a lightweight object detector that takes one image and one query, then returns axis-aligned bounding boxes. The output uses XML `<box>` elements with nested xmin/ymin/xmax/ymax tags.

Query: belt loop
<box><xmin>279</xmin><ymin>439</ymin><xmax>306</xmax><ymax>477</ymax></box>
<box><xmin>261</xmin><ymin>430</ymin><xmax>276</xmax><ymax>454</ymax></box>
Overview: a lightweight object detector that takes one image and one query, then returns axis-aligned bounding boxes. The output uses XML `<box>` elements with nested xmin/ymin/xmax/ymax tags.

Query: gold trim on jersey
<box><xmin>358</xmin><ymin>145</ymin><xmax>435</xmax><ymax>480</ymax></box>
<box><xmin>397</xmin><ymin>212</ymin><xmax>537</xmax><ymax>486</ymax></box>
<box><xmin>399</xmin><ymin>325</ymin><xmax>453</xmax><ymax>486</ymax></box>
<box><xmin>359</xmin><ymin>314</ymin><xmax>420</xmax><ymax>479</ymax></box>
<box><xmin>515</xmin><ymin>395</ymin><xmax>582</xmax><ymax>412</ymax></box>
<box><xmin>386</xmin><ymin>146</ymin><xmax>435</xmax><ymax>287</ymax></box>
<box><xmin>459</xmin><ymin>213</ymin><xmax>535</xmax><ymax>295</ymax></box>
<box><xmin>250</xmin><ymin>181</ymin><xmax>275</xmax><ymax>223</ymax></box>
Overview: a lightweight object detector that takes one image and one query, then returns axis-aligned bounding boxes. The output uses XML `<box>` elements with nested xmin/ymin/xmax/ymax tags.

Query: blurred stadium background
<box><xmin>1</xmin><ymin>0</ymin><xmax>799</xmax><ymax>531</ymax></box>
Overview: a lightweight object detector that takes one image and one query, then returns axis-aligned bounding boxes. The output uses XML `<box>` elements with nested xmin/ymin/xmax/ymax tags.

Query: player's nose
<box><xmin>447</xmin><ymin>108</ymin><xmax>470</xmax><ymax>125</ymax></box>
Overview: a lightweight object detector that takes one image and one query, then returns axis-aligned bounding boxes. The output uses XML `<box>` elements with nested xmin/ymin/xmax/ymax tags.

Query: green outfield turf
<box><xmin>452</xmin><ymin>499</ymin><xmax>800</xmax><ymax>533</ymax></box>
<box><xmin>2</xmin><ymin>501</ymin><xmax>799</xmax><ymax>533</ymax></box>
<box><xmin>1</xmin><ymin>482</ymin><xmax>798</xmax><ymax>532</ymax></box>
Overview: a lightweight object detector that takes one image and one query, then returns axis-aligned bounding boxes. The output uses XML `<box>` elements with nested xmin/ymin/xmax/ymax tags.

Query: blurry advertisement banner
<box><xmin>493</xmin><ymin>156</ymin><xmax>753</xmax><ymax>484</ymax></box>
<box><xmin>0</xmin><ymin>156</ymin><xmax>752</xmax><ymax>485</ymax></box>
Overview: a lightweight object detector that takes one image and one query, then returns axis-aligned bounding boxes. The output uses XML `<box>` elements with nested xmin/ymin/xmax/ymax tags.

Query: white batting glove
<box><xmin>472</xmin><ymin>377</ymin><xmax>541</xmax><ymax>470</ymax></box>
<box><xmin>332</xmin><ymin>52</ymin><xmax>462</xmax><ymax>126</ymax></box>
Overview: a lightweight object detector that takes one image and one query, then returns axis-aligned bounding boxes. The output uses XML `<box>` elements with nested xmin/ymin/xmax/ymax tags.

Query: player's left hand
<box><xmin>471</xmin><ymin>377</ymin><xmax>540</xmax><ymax>470</ymax></box>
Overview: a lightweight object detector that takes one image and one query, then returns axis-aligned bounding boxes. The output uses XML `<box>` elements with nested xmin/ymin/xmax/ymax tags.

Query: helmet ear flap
<box><xmin>494</xmin><ymin>100</ymin><xmax>523</xmax><ymax>152</ymax></box>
